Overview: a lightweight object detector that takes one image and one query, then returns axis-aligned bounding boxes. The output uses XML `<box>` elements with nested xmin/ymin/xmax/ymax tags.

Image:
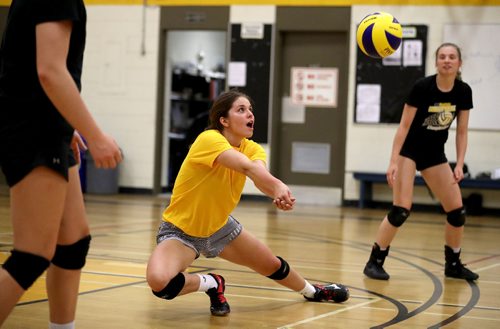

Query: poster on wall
<box><xmin>354</xmin><ymin>25</ymin><xmax>427</xmax><ymax>124</ymax></box>
<box><xmin>290</xmin><ymin>67</ymin><xmax>338</xmax><ymax>108</ymax></box>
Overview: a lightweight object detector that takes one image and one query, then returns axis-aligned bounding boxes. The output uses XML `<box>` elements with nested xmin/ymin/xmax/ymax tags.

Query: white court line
<box><xmin>420</xmin><ymin>311</ymin><xmax>500</xmax><ymax>322</ymax></box>
<box><xmin>277</xmin><ymin>299</ymin><xmax>380</xmax><ymax>329</ymax></box>
<box><xmin>474</xmin><ymin>262</ymin><xmax>500</xmax><ymax>273</ymax></box>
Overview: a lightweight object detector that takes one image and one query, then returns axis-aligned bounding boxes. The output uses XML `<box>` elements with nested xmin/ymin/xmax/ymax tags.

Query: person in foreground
<box><xmin>146</xmin><ymin>90</ymin><xmax>349</xmax><ymax>316</ymax></box>
<box><xmin>363</xmin><ymin>43</ymin><xmax>479</xmax><ymax>281</ymax></box>
<box><xmin>0</xmin><ymin>0</ymin><xmax>122</xmax><ymax>328</ymax></box>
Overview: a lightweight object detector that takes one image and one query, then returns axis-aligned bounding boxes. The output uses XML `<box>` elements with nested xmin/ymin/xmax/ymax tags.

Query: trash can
<box><xmin>85</xmin><ymin>151</ymin><xmax>120</xmax><ymax>194</ymax></box>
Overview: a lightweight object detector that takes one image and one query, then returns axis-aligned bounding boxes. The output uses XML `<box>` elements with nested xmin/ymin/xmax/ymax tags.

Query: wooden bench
<box><xmin>353</xmin><ymin>172</ymin><xmax>500</xmax><ymax>209</ymax></box>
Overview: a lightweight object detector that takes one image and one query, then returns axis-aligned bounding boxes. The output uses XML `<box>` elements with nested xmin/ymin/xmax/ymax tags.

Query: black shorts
<box><xmin>400</xmin><ymin>147</ymin><xmax>447</xmax><ymax>171</ymax></box>
<box><xmin>0</xmin><ymin>102</ymin><xmax>76</xmax><ymax>187</ymax></box>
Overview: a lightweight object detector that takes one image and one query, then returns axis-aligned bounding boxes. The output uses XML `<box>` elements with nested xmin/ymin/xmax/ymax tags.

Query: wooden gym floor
<box><xmin>1</xmin><ymin>192</ymin><xmax>499</xmax><ymax>328</ymax></box>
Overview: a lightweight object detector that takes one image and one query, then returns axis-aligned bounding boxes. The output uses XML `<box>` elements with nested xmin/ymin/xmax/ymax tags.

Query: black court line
<box><xmin>84</xmin><ymin>215</ymin><xmax>482</xmax><ymax>328</ymax></box>
<box><xmin>288</xmin><ymin>228</ymin><xmax>481</xmax><ymax>328</ymax></box>
<box><xmin>14</xmin><ymin>265</ymin><xmax>214</xmax><ymax>308</ymax></box>
<box><xmin>16</xmin><ymin>280</ymin><xmax>147</xmax><ymax>307</ymax></box>
<box><xmin>428</xmin><ymin>279</ymin><xmax>480</xmax><ymax>329</ymax></box>
<box><xmin>393</xmin><ymin>248</ymin><xmax>482</xmax><ymax>328</ymax></box>
<box><xmin>269</xmin><ymin>228</ymin><xmax>446</xmax><ymax>328</ymax></box>
<box><xmin>372</xmin><ymin>255</ymin><xmax>443</xmax><ymax>328</ymax></box>
<box><xmin>347</xmin><ymin>286</ymin><xmax>409</xmax><ymax>328</ymax></box>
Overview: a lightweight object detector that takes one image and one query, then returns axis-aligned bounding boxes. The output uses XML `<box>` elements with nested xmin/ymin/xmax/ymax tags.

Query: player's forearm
<box><xmin>455</xmin><ymin>131</ymin><xmax>468</xmax><ymax>167</ymax></box>
<box><xmin>244</xmin><ymin>163</ymin><xmax>284</xmax><ymax>198</ymax></box>
<box><xmin>38</xmin><ymin>68</ymin><xmax>104</xmax><ymax>141</ymax></box>
<box><xmin>390</xmin><ymin>128</ymin><xmax>406</xmax><ymax>163</ymax></box>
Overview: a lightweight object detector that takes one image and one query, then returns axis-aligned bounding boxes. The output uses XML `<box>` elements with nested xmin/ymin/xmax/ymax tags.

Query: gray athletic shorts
<box><xmin>156</xmin><ymin>215</ymin><xmax>242</xmax><ymax>258</ymax></box>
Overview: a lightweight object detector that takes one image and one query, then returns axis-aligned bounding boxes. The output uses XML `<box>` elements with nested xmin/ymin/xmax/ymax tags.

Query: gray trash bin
<box><xmin>85</xmin><ymin>151</ymin><xmax>120</xmax><ymax>194</ymax></box>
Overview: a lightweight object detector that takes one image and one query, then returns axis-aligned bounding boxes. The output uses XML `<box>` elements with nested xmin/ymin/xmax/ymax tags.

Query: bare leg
<box><xmin>421</xmin><ymin>163</ymin><xmax>464</xmax><ymax>249</ymax></box>
<box><xmin>219</xmin><ymin>229</ymin><xmax>307</xmax><ymax>291</ymax></box>
<box><xmin>0</xmin><ymin>167</ymin><xmax>67</xmax><ymax>326</ymax></box>
<box><xmin>374</xmin><ymin>218</ymin><xmax>399</xmax><ymax>249</ymax></box>
<box><xmin>46</xmin><ymin>166</ymin><xmax>90</xmax><ymax>324</ymax></box>
<box><xmin>146</xmin><ymin>238</ymin><xmax>197</xmax><ymax>295</ymax></box>
<box><xmin>374</xmin><ymin>156</ymin><xmax>416</xmax><ymax>248</ymax></box>
<box><xmin>421</xmin><ymin>163</ymin><xmax>477</xmax><ymax>280</ymax></box>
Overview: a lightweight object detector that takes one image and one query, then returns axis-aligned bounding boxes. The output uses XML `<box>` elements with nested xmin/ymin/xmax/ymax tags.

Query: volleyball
<box><xmin>356</xmin><ymin>12</ymin><xmax>403</xmax><ymax>58</ymax></box>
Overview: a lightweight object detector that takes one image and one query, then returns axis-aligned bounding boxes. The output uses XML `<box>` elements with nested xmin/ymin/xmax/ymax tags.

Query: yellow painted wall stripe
<box><xmin>1</xmin><ymin>1</ymin><xmax>500</xmax><ymax>7</ymax></box>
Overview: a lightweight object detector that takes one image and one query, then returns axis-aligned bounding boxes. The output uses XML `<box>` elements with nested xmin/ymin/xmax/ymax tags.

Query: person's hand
<box><xmin>386</xmin><ymin>162</ymin><xmax>398</xmax><ymax>188</ymax></box>
<box><xmin>272</xmin><ymin>184</ymin><xmax>296</xmax><ymax>211</ymax></box>
<box><xmin>453</xmin><ymin>165</ymin><xmax>464</xmax><ymax>182</ymax></box>
<box><xmin>71</xmin><ymin>130</ymin><xmax>87</xmax><ymax>164</ymax></box>
<box><xmin>86</xmin><ymin>133</ymin><xmax>123</xmax><ymax>169</ymax></box>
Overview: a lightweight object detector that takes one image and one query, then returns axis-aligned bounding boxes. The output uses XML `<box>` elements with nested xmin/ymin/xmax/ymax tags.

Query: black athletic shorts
<box><xmin>400</xmin><ymin>146</ymin><xmax>448</xmax><ymax>171</ymax></box>
<box><xmin>0</xmin><ymin>100</ymin><xmax>76</xmax><ymax>187</ymax></box>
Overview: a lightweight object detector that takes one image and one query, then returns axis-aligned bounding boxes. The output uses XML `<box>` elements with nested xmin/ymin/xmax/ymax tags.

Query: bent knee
<box><xmin>147</xmin><ymin>270</ymin><xmax>168</xmax><ymax>292</ymax></box>
<box><xmin>147</xmin><ymin>268</ymin><xmax>178</xmax><ymax>292</ymax></box>
<box><xmin>150</xmin><ymin>273</ymin><xmax>185</xmax><ymax>300</ymax></box>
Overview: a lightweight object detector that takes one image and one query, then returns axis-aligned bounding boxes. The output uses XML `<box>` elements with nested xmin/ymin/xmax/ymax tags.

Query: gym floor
<box><xmin>1</xmin><ymin>193</ymin><xmax>499</xmax><ymax>328</ymax></box>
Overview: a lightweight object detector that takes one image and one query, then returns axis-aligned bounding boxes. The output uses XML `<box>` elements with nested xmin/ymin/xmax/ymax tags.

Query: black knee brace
<box><xmin>152</xmin><ymin>273</ymin><xmax>185</xmax><ymax>300</ymax></box>
<box><xmin>51</xmin><ymin>235</ymin><xmax>91</xmax><ymax>270</ymax></box>
<box><xmin>447</xmin><ymin>207</ymin><xmax>466</xmax><ymax>227</ymax></box>
<box><xmin>267</xmin><ymin>256</ymin><xmax>290</xmax><ymax>280</ymax></box>
<box><xmin>2</xmin><ymin>249</ymin><xmax>50</xmax><ymax>290</ymax></box>
<box><xmin>387</xmin><ymin>206</ymin><xmax>410</xmax><ymax>227</ymax></box>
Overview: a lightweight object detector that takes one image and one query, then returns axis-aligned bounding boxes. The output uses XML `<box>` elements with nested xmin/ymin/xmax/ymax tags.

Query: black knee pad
<box><xmin>51</xmin><ymin>235</ymin><xmax>91</xmax><ymax>270</ymax></box>
<box><xmin>387</xmin><ymin>206</ymin><xmax>410</xmax><ymax>227</ymax></box>
<box><xmin>2</xmin><ymin>249</ymin><xmax>50</xmax><ymax>290</ymax></box>
<box><xmin>447</xmin><ymin>207</ymin><xmax>466</xmax><ymax>227</ymax></box>
<box><xmin>152</xmin><ymin>272</ymin><xmax>185</xmax><ymax>300</ymax></box>
<box><xmin>267</xmin><ymin>256</ymin><xmax>290</xmax><ymax>280</ymax></box>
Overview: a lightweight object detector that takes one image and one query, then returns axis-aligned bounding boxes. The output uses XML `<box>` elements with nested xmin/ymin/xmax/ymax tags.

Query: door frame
<box><xmin>271</xmin><ymin>6</ymin><xmax>351</xmax><ymax>198</ymax></box>
<box><xmin>153</xmin><ymin>6</ymin><xmax>229</xmax><ymax>194</ymax></box>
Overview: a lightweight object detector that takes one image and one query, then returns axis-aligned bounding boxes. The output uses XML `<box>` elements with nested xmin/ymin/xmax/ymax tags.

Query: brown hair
<box><xmin>207</xmin><ymin>89</ymin><xmax>253</xmax><ymax>132</ymax></box>
<box><xmin>435</xmin><ymin>42</ymin><xmax>463</xmax><ymax>80</ymax></box>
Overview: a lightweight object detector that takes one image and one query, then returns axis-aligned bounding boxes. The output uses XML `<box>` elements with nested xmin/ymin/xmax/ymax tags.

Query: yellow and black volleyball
<box><xmin>356</xmin><ymin>12</ymin><xmax>403</xmax><ymax>59</ymax></box>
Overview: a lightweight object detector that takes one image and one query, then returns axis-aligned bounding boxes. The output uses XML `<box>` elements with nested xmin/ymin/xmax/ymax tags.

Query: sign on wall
<box><xmin>290</xmin><ymin>67</ymin><xmax>338</xmax><ymax>108</ymax></box>
<box><xmin>354</xmin><ymin>25</ymin><xmax>427</xmax><ymax>124</ymax></box>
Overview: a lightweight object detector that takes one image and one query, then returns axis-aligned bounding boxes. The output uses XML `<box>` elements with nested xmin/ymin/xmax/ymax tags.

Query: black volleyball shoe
<box><xmin>304</xmin><ymin>283</ymin><xmax>350</xmax><ymax>303</ymax></box>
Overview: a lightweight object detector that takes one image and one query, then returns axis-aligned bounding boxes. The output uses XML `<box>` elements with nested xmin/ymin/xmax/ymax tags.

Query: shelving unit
<box><xmin>167</xmin><ymin>72</ymin><xmax>225</xmax><ymax>190</ymax></box>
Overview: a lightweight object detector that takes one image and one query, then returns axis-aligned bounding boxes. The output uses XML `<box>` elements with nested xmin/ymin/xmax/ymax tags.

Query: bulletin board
<box><xmin>229</xmin><ymin>23</ymin><xmax>272</xmax><ymax>143</ymax></box>
<box><xmin>354</xmin><ymin>25</ymin><xmax>428</xmax><ymax>124</ymax></box>
<box><xmin>444</xmin><ymin>24</ymin><xmax>500</xmax><ymax>131</ymax></box>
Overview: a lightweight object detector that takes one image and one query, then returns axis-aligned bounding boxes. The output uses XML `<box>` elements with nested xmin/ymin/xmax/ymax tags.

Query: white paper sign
<box><xmin>290</xmin><ymin>67</ymin><xmax>338</xmax><ymax>107</ymax></box>
<box><xmin>228</xmin><ymin>62</ymin><xmax>247</xmax><ymax>87</ymax></box>
<box><xmin>241</xmin><ymin>22</ymin><xmax>264</xmax><ymax>39</ymax></box>
<box><xmin>356</xmin><ymin>84</ymin><xmax>381</xmax><ymax>123</ymax></box>
<box><xmin>403</xmin><ymin>40</ymin><xmax>423</xmax><ymax>67</ymax></box>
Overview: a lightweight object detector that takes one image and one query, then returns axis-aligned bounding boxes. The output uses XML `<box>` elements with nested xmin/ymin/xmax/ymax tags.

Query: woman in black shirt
<box><xmin>363</xmin><ymin>43</ymin><xmax>478</xmax><ymax>281</ymax></box>
<box><xmin>0</xmin><ymin>1</ymin><xmax>122</xmax><ymax>327</ymax></box>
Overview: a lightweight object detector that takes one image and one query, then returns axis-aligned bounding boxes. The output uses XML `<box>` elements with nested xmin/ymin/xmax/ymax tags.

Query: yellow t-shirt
<box><xmin>162</xmin><ymin>129</ymin><xmax>267</xmax><ymax>237</ymax></box>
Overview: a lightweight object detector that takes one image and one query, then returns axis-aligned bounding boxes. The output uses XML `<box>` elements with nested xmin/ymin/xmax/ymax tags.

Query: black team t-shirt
<box><xmin>0</xmin><ymin>0</ymin><xmax>86</xmax><ymax>133</ymax></box>
<box><xmin>401</xmin><ymin>74</ymin><xmax>473</xmax><ymax>155</ymax></box>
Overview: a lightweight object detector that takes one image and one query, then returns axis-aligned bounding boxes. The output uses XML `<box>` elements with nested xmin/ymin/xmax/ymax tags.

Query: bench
<box><xmin>353</xmin><ymin>172</ymin><xmax>500</xmax><ymax>209</ymax></box>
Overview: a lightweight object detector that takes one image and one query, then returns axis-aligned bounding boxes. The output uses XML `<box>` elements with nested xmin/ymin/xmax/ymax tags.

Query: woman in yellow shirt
<box><xmin>146</xmin><ymin>90</ymin><xmax>349</xmax><ymax>316</ymax></box>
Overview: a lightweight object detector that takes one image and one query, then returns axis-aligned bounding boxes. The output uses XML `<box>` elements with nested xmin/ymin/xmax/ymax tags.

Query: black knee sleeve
<box><xmin>447</xmin><ymin>207</ymin><xmax>466</xmax><ymax>227</ymax></box>
<box><xmin>2</xmin><ymin>249</ymin><xmax>50</xmax><ymax>290</ymax></box>
<box><xmin>387</xmin><ymin>206</ymin><xmax>410</xmax><ymax>227</ymax></box>
<box><xmin>267</xmin><ymin>256</ymin><xmax>290</xmax><ymax>280</ymax></box>
<box><xmin>152</xmin><ymin>273</ymin><xmax>185</xmax><ymax>300</ymax></box>
<box><xmin>51</xmin><ymin>235</ymin><xmax>91</xmax><ymax>270</ymax></box>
